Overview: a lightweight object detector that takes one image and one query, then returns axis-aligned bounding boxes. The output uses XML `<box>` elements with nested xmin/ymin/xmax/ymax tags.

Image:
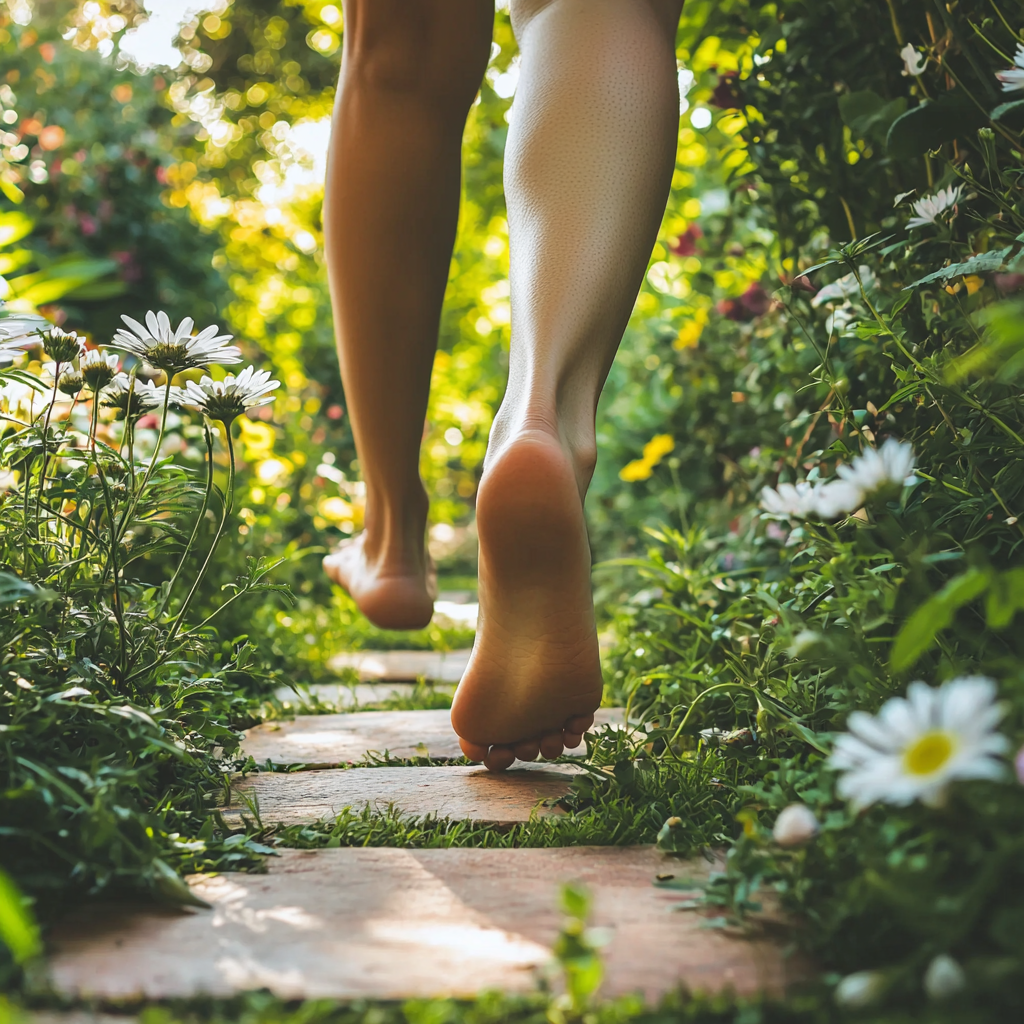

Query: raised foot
<box><xmin>450</xmin><ymin>430</ymin><xmax>604</xmax><ymax>772</ymax></box>
<box><xmin>323</xmin><ymin>532</ymin><xmax>436</xmax><ymax>630</ymax></box>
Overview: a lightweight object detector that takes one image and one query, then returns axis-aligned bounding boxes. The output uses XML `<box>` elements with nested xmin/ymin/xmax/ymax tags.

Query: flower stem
<box><xmin>158</xmin><ymin>422</ymin><xmax>216</xmax><ymax>619</ymax></box>
<box><xmin>118</xmin><ymin>376</ymin><xmax>172</xmax><ymax>544</ymax></box>
<box><xmin>167</xmin><ymin>421</ymin><xmax>236</xmax><ymax>642</ymax></box>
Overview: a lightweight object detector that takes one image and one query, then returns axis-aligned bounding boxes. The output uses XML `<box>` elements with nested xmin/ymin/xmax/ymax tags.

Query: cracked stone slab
<box><xmin>224</xmin><ymin>762</ymin><xmax>581</xmax><ymax>827</ymax></box>
<box><xmin>242</xmin><ymin>708</ymin><xmax>626</xmax><ymax>767</ymax></box>
<box><xmin>326</xmin><ymin>649</ymin><xmax>472</xmax><ymax>683</ymax></box>
<box><xmin>46</xmin><ymin>846</ymin><xmax>801</xmax><ymax>1002</ymax></box>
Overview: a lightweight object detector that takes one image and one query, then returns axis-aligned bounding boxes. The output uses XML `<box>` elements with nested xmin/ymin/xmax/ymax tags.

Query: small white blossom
<box><xmin>829</xmin><ymin>677</ymin><xmax>1009</xmax><ymax>809</ymax></box>
<box><xmin>810</xmin><ymin>266</ymin><xmax>877</xmax><ymax>308</ymax></box>
<box><xmin>924</xmin><ymin>954</ymin><xmax>966</xmax><ymax>1000</ymax></box>
<box><xmin>80</xmin><ymin>348</ymin><xmax>120</xmax><ymax>390</ymax></box>
<box><xmin>810</xmin><ymin>478</ymin><xmax>864</xmax><ymax>519</ymax></box>
<box><xmin>100</xmin><ymin>373</ymin><xmax>179</xmax><ymax>419</ymax></box>
<box><xmin>112</xmin><ymin>310</ymin><xmax>241</xmax><ymax>373</ymax></box>
<box><xmin>900</xmin><ymin>43</ymin><xmax>927</xmax><ymax>77</ymax></box>
<box><xmin>835</xmin><ymin>971</ymin><xmax>886</xmax><ymax>1008</ymax></box>
<box><xmin>183</xmin><ymin>365</ymin><xmax>280</xmax><ymax>422</ymax></box>
<box><xmin>772</xmin><ymin>803</ymin><xmax>819</xmax><ymax>847</ymax></box>
<box><xmin>759</xmin><ymin>481</ymin><xmax>818</xmax><ymax>518</ymax></box>
<box><xmin>0</xmin><ymin>303</ymin><xmax>49</xmax><ymax>363</ymax></box>
<box><xmin>996</xmin><ymin>43</ymin><xmax>1024</xmax><ymax>92</ymax></box>
<box><xmin>907</xmin><ymin>185</ymin><xmax>962</xmax><ymax>229</ymax></box>
<box><xmin>836</xmin><ymin>438</ymin><xmax>916</xmax><ymax>495</ymax></box>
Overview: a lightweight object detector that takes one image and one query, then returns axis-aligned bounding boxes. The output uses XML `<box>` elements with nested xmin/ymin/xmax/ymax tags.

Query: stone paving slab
<box><xmin>46</xmin><ymin>846</ymin><xmax>798</xmax><ymax>1002</ymax></box>
<box><xmin>326</xmin><ymin>649</ymin><xmax>472</xmax><ymax>683</ymax></box>
<box><xmin>225</xmin><ymin>762</ymin><xmax>581</xmax><ymax>827</ymax></box>
<box><xmin>243</xmin><ymin>708</ymin><xmax>627</xmax><ymax>766</ymax></box>
<box><xmin>274</xmin><ymin>681</ymin><xmax>455</xmax><ymax>708</ymax></box>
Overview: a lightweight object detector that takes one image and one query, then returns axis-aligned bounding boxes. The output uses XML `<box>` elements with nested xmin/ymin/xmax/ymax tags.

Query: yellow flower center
<box><xmin>902</xmin><ymin>731</ymin><xmax>956</xmax><ymax>776</ymax></box>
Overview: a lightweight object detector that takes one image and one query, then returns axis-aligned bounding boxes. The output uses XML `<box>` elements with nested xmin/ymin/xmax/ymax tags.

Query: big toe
<box><xmin>484</xmin><ymin>746</ymin><xmax>516</xmax><ymax>772</ymax></box>
<box><xmin>459</xmin><ymin>737</ymin><xmax>489</xmax><ymax>762</ymax></box>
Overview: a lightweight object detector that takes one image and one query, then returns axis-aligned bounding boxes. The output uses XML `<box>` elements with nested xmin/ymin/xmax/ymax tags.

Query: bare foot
<box><xmin>450</xmin><ymin>429</ymin><xmax>604</xmax><ymax>772</ymax></box>
<box><xmin>323</xmin><ymin>532</ymin><xmax>437</xmax><ymax>630</ymax></box>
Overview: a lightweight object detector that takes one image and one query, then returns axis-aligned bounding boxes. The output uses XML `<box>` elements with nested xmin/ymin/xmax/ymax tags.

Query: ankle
<box><xmin>488</xmin><ymin>409</ymin><xmax>597</xmax><ymax>496</ymax></box>
<box><xmin>361</xmin><ymin>483</ymin><xmax>430</xmax><ymax>572</ymax></box>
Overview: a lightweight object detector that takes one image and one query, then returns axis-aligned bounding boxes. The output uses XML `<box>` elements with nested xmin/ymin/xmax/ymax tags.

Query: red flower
<box><xmin>711</xmin><ymin>72</ymin><xmax>742</xmax><ymax>110</ymax></box>
<box><xmin>670</xmin><ymin>223</ymin><xmax>703</xmax><ymax>257</ymax></box>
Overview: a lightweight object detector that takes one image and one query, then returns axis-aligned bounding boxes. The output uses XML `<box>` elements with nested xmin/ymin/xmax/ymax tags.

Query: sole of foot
<box><xmin>450</xmin><ymin>429</ymin><xmax>604</xmax><ymax>772</ymax></box>
<box><xmin>323</xmin><ymin>533</ymin><xmax>436</xmax><ymax>631</ymax></box>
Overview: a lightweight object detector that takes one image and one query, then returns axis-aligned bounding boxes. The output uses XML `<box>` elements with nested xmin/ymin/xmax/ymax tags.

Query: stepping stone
<box><xmin>224</xmin><ymin>762</ymin><xmax>581</xmax><ymax>828</ymax></box>
<box><xmin>46</xmin><ymin>846</ymin><xmax>801</xmax><ymax>1002</ymax></box>
<box><xmin>242</xmin><ymin>707</ymin><xmax>626</xmax><ymax>767</ymax></box>
<box><xmin>273</xmin><ymin>681</ymin><xmax>455</xmax><ymax>708</ymax></box>
<box><xmin>326</xmin><ymin>649</ymin><xmax>472</xmax><ymax>683</ymax></box>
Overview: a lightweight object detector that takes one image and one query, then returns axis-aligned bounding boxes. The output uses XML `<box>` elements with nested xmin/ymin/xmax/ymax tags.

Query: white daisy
<box><xmin>907</xmin><ymin>185</ymin><xmax>962</xmax><ymax>229</ymax></box>
<box><xmin>829</xmin><ymin>676</ymin><xmax>1009</xmax><ymax>808</ymax></box>
<box><xmin>759</xmin><ymin>481</ymin><xmax>818</xmax><ymax>518</ymax></box>
<box><xmin>111</xmin><ymin>310</ymin><xmax>241</xmax><ymax>374</ymax></box>
<box><xmin>100</xmin><ymin>372</ymin><xmax>178</xmax><ymax>420</ymax></box>
<box><xmin>0</xmin><ymin>303</ymin><xmax>49</xmax><ymax>363</ymax></box>
<box><xmin>996</xmin><ymin>43</ymin><xmax>1024</xmax><ymax>92</ymax></box>
<box><xmin>900</xmin><ymin>43</ymin><xmax>926</xmax><ymax>77</ymax></box>
<box><xmin>836</xmin><ymin>438</ymin><xmax>916</xmax><ymax>493</ymax></box>
<box><xmin>80</xmin><ymin>348</ymin><xmax>120</xmax><ymax>391</ymax></box>
<box><xmin>183</xmin><ymin>365</ymin><xmax>280</xmax><ymax>423</ymax></box>
<box><xmin>810</xmin><ymin>478</ymin><xmax>864</xmax><ymax>519</ymax></box>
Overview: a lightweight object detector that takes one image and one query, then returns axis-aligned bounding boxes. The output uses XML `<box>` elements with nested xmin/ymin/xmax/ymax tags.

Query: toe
<box><xmin>562</xmin><ymin>731</ymin><xmax>584</xmax><ymax>750</ymax></box>
<box><xmin>566</xmin><ymin>713</ymin><xmax>595</xmax><ymax>734</ymax></box>
<box><xmin>459</xmin><ymin>738</ymin><xmax>490</xmax><ymax>762</ymax></box>
<box><xmin>513</xmin><ymin>739</ymin><xmax>540</xmax><ymax>761</ymax></box>
<box><xmin>539</xmin><ymin>733</ymin><xmax>564</xmax><ymax>760</ymax></box>
<box><xmin>484</xmin><ymin>746</ymin><xmax>516</xmax><ymax>772</ymax></box>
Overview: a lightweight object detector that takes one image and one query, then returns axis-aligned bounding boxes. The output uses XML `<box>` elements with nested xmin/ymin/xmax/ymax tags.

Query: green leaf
<box><xmin>990</xmin><ymin>98</ymin><xmax>1024</xmax><ymax>125</ymax></box>
<box><xmin>839</xmin><ymin>90</ymin><xmax>907</xmax><ymax>143</ymax></box>
<box><xmin>0</xmin><ymin>572</ymin><xmax>60</xmax><ymax>607</ymax></box>
<box><xmin>890</xmin><ymin>569</ymin><xmax>991</xmax><ymax>673</ymax></box>
<box><xmin>903</xmin><ymin>248</ymin><xmax>1012</xmax><ymax>290</ymax></box>
<box><xmin>985</xmin><ymin>568</ymin><xmax>1024</xmax><ymax>630</ymax></box>
<box><xmin>0</xmin><ymin>868</ymin><xmax>41</xmax><ymax>964</ymax></box>
<box><xmin>886</xmin><ymin>91</ymin><xmax>989</xmax><ymax>159</ymax></box>
<box><xmin>149</xmin><ymin>858</ymin><xmax>211</xmax><ymax>909</ymax></box>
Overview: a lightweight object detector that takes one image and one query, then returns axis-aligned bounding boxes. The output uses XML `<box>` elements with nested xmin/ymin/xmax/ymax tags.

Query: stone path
<box><xmin>225</xmin><ymin>762</ymin><xmax>581</xmax><ymax>827</ymax></box>
<box><xmin>243</xmin><ymin>707</ymin><xmax>627</xmax><ymax>766</ymax></box>
<box><xmin>43</xmin><ymin>651</ymin><xmax>797</xmax><ymax>1005</ymax></box>
<box><xmin>324</xmin><ymin>648</ymin><xmax>472</xmax><ymax>683</ymax></box>
<box><xmin>47</xmin><ymin>848</ymin><xmax>799</xmax><ymax>1002</ymax></box>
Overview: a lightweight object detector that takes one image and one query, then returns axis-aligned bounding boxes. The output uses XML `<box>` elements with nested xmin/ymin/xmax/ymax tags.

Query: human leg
<box><xmin>450</xmin><ymin>0</ymin><xmax>684</xmax><ymax>770</ymax></box>
<box><xmin>322</xmin><ymin>0</ymin><xmax>493</xmax><ymax>629</ymax></box>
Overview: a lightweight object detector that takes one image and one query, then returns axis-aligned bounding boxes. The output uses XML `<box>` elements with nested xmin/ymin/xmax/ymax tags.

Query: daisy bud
<box><xmin>772</xmin><ymin>803</ymin><xmax>819</xmax><ymax>847</ymax></box>
<box><xmin>834</xmin><ymin>970</ymin><xmax>885</xmax><ymax>1008</ymax></box>
<box><xmin>81</xmin><ymin>349</ymin><xmax>120</xmax><ymax>391</ymax></box>
<box><xmin>57</xmin><ymin>371</ymin><xmax>84</xmax><ymax>396</ymax></box>
<box><xmin>43</xmin><ymin>327</ymin><xmax>84</xmax><ymax>365</ymax></box>
<box><xmin>923</xmin><ymin>954</ymin><xmax>966</xmax><ymax>1000</ymax></box>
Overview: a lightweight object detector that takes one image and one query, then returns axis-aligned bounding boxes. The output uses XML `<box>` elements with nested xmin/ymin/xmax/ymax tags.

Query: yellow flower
<box><xmin>964</xmin><ymin>275</ymin><xmax>984</xmax><ymax>295</ymax></box>
<box><xmin>674</xmin><ymin>320</ymin><xmax>703</xmax><ymax>350</ymax></box>
<box><xmin>642</xmin><ymin>434</ymin><xmax>675</xmax><ymax>464</ymax></box>
<box><xmin>619</xmin><ymin>434</ymin><xmax>675</xmax><ymax>482</ymax></box>
<box><xmin>619</xmin><ymin>459</ymin><xmax>653</xmax><ymax>482</ymax></box>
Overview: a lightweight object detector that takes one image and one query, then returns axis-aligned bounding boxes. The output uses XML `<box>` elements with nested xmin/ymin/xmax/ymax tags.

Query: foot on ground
<box><xmin>450</xmin><ymin>428</ymin><xmax>604</xmax><ymax>772</ymax></box>
<box><xmin>323</xmin><ymin>532</ymin><xmax>437</xmax><ymax>631</ymax></box>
